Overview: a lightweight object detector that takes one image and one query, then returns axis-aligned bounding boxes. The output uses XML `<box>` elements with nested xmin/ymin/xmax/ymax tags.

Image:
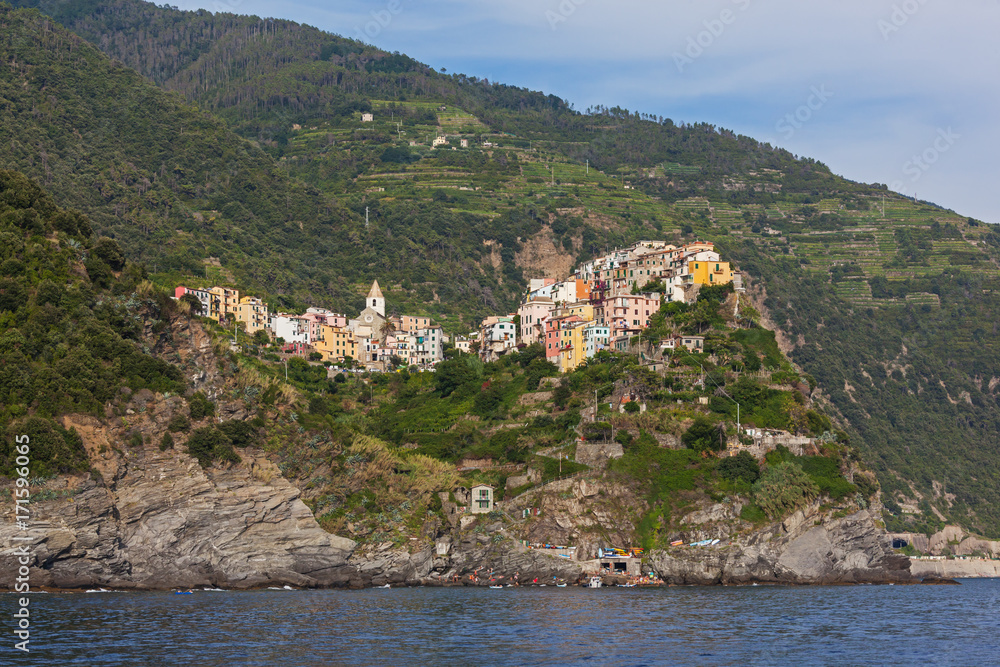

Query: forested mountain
<box><xmin>4</xmin><ymin>0</ymin><xmax>1000</xmax><ymax>538</ymax></box>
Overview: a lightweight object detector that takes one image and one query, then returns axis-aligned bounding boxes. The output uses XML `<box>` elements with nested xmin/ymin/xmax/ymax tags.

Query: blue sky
<box><xmin>176</xmin><ymin>0</ymin><xmax>999</xmax><ymax>223</ymax></box>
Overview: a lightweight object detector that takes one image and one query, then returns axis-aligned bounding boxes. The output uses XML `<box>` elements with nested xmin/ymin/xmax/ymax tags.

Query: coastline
<box><xmin>909</xmin><ymin>557</ymin><xmax>1000</xmax><ymax>579</ymax></box>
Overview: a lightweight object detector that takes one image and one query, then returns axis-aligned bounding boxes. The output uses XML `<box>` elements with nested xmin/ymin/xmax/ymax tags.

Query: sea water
<box><xmin>4</xmin><ymin>580</ymin><xmax>999</xmax><ymax>665</ymax></box>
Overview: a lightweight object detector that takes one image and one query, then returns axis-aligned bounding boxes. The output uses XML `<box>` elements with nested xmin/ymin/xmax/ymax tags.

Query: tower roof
<box><xmin>367</xmin><ymin>280</ymin><xmax>384</xmax><ymax>299</ymax></box>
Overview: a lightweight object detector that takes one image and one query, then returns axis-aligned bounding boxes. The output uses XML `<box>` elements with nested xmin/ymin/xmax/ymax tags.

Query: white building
<box><xmin>271</xmin><ymin>314</ymin><xmax>311</xmax><ymax>344</ymax></box>
<box><xmin>361</xmin><ymin>112</ymin><xmax>374</xmax><ymax>122</ymax></box>
<box><xmin>583</xmin><ymin>322</ymin><xmax>611</xmax><ymax>358</ymax></box>
<box><xmin>407</xmin><ymin>326</ymin><xmax>445</xmax><ymax>366</ymax></box>
<box><xmin>479</xmin><ymin>316</ymin><xmax>517</xmax><ymax>360</ymax></box>
<box><xmin>175</xmin><ymin>286</ymin><xmax>211</xmax><ymax>316</ymax></box>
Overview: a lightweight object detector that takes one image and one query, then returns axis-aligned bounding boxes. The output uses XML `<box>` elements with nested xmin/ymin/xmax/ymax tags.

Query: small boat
<box><xmin>174</xmin><ymin>590</ymin><xmax>193</xmax><ymax>595</ymax></box>
<box><xmin>489</xmin><ymin>585</ymin><xmax>503</xmax><ymax>589</ymax></box>
<box><xmin>379</xmin><ymin>584</ymin><xmax>391</xmax><ymax>589</ymax></box>
<box><xmin>556</xmin><ymin>583</ymin><xmax>567</xmax><ymax>588</ymax></box>
<box><xmin>710</xmin><ymin>538</ymin><xmax>721</xmax><ymax>546</ymax></box>
<box><xmin>588</xmin><ymin>576</ymin><xmax>602</xmax><ymax>589</ymax></box>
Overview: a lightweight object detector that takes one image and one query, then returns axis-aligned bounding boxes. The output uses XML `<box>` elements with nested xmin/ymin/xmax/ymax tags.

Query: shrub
<box><xmin>188</xmin><ymin>392</ymin><xmax>215</xmax><ymax>420</ymax></box>
<box><xmin>216</xmin><ymin>420</ymin><xmax>257</xmax><ymax>448</ymax></box>
<box><xmin>623</xmin><ymin>401</ymin><xmax>640</xmax><ymax>414</ymax></box>
<box><xmin>752</xmin><ymin>461</ymin><xmax>819</xmax><ymax>519</ymax></box>
<box><xmin>186</xmin><ymin>426</ymin><xmax>239</xmax><ymax>467</ymax></box>
<box><xmin>472</xmin><ymin>383</ymin><xmax>506</xmax><ymax>419</ymax></box>
<box><xmin>552</xmin><ymin>383</ymin><xmax>572</xmax><ymax>409</ymax></box>
<box><xmin>435</xmin><ymin>357</ymin><xmax>481</xmax><ymax>397</ymax></box>
<box><xmin>718</xmin><ymin>451</ymin><xmax>761</xmax><ymax>484</ymax></box>
<box><xmin>798</xmin><ymin>455</ymin><xmax>856</xmax><ymax>500</ymax></box>
<box><xmin>682</xmin><ymin>416</ymin><xmax>724</xmax><ymax>453</ymax></box>
<box><xmin>129</xmin><ymin>432</ymin><xmax>144</xmax><ymax>448</ymax></box>
<box><xmin>309</xmin><ymin>396</ymin><xmax>329</xmax><ymax>415</ymax></box>
<box><xmin>740</xmin><ymin>503</ymin><xmax>768</xmax><ymax>524</ymax></box>
<box><xmin>0</xmin><ymin>417</ymin><xmax>89</xmax><ymax>477</ymax></box>
<box><xmin>160</xmin><ymin>432</ymin><xmax>174</xmax><ymax>451</ymax></box>
<box><xmin>167</xmin><ymin>412</ymin><xmax>190</xmax><ymax>432</ymax></box>
<box><xmin>582</xmin><ymin>422</ymin><xmax>612</xmax><ymax>442</ymax></box>
<box><xmin>555</xmin><ymin>410</ymin><xmax>581</xmax><ymax>430</ymax></box>
<box><xmin>855</xmin><ymin>474</ymin><xmax>878</xmax><ymax>500</ymax></box>
<box><xmin>615</xmin><ymin>430</ymin><xmax>633</xmax><ymax>446</ymax></box>
<box><xmin>532</xmin><ymin>415</ymin><xmax>555</xmax><ymax>429</ymax></box>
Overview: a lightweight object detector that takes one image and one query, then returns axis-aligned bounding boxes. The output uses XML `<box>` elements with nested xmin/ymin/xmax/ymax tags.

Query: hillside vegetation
<box><xmin>4</xmin><ymin>1</ymin><xmax>1000</xmax><ymax>537</ymax></box>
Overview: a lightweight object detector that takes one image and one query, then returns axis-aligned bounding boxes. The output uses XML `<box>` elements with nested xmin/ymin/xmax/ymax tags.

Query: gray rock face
<box><xmin>347</xmin><ymin>528</ymin><xmax>584</xmax><ymax>587</ymax></box>
<box><xmin>0</xmin><ymin>444</ymin><xmax>357</xmax><ymax>590</ymax></box>
<box><xmin>647</xmin><ymin>505</ymin><xmax>912</xmax><ymax>585</ymax></box>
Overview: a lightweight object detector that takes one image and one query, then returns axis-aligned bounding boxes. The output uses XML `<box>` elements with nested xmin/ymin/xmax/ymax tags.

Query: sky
<box><xmin>175</xmin><ymin>0</ymin><xmax>999</xmax><ymax>223</ymax></box>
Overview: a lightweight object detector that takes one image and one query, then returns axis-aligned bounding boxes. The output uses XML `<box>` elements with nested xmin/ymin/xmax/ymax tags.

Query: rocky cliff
<box><xmin>647</xmin><ymin>503</ymin><xmax>912</xmax><ymax>585</ymax></box>
<box><xmin>0</xmin><ymin>438</ymin><xmax>359</xmax><ymax>590</ymax></box>
<box><xmin>0</xmin><ymin>315</ymin><xmax>913</xmax><ymax>590</ymax></box>
<box><xmin>0</xmin><ymin>444</ymin><xmax>914</xmax><ymax>589</ymax></box>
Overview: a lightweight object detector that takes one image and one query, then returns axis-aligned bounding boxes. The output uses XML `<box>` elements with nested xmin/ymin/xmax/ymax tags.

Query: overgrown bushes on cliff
<box><xmin>0</xmin><ymin>170</ymin><xmax>186</xmax><ymax>434</ymax></box>
<box><xmin>0</xmin><ymin>417</ymin><xmax>89</xmax><ymax>478</ymax></box>
<box><xmin>752</xmin><ymin>461</ymin><xmax>819</xmax><ymax>518</ymax></box>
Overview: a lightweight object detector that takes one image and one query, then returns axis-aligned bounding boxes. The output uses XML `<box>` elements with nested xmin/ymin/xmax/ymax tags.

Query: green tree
<box><xmin>717</xmin><ymin>451</ymin><xmax>760</xmax><ymax>484</ymax></box>
<box><xmin>188</xmin><ymin>392</ymin><xmax>215</xmax><ymax>420</ymax></box>
<box><xmin>252</xmin><ymin>329</ymin><xmax>270</xmax><ymax>346</ymax></box>
<box><xmin>435</xmin><ymin>357</ymin><xmax>481</xmax><ymax>397</ymax></box>
<box><xmin>682</xmin><ymin>416</ymin><xmax>723</xmax><ymax>453</ymax></box>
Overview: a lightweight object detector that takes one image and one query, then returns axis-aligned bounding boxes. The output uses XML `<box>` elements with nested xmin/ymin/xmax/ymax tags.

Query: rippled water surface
<box><xmin>4</xmin><ymin>580</ymin><xmax>1000</xmax><ymax>665</ymax></box>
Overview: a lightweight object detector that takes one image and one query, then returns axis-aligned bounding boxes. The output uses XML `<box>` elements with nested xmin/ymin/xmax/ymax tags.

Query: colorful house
<box><xmin>236</xmin><ymin>296</ymin><xmax>269</xmax><ymax>335</ymax></box>
<box><xmin>518</xmin><ymin>297</ymin><xmax>556</xmax><ymax>345</ymax></box>
<box><xmin>207</xmin><ymin>286</ymin><xmax>240</xmax><ymax>322</ymax></box>
<box><xmin>315</xmin><ymin>325</ymin><xmax>358</xmax><ymax>363</ymax></box>
<box><xmin>687</xmin><ymin>257</ymin><xmax>733</xmax><ymax>286</ymax></box>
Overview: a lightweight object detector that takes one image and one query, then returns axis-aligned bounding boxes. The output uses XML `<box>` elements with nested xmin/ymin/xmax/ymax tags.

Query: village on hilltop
<box><xmin>173</xmin><ymin>240</ymin><xmax>735</xmax><ymax>373</ymax></box>
<box><xmin>468</xmin><ymin>240</ymin><xmax>737</xmax><ymax>370</ymax></box>
<box><xmin>174</xmin><ymin>281</ymin><xmax>444</xmax><ymax>370</ymax></box>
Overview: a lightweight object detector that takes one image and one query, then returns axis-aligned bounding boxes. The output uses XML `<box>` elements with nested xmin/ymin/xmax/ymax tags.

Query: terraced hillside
<box><xmin>7</xmin><ymin>0</ymin><xmax>1000</xmax><ymax>538</ymax></box>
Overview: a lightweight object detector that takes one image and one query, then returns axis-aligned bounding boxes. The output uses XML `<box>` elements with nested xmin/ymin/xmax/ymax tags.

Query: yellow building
<box><xmin>565</xmin><ymin>302</ymin><xmax>594</xmax><ymax>323</ymax></box>
<box><xmin>315</xmin><ymin>325</ymin><xmax>358</xmax><ymax>363</ymax></box>
<box><xmin>236</xmin><ymin>296</ymin><xmax>269</xmax><ymax>334</ymax></box>
<box><xmin>558</xmin><ymin>321</ymin><xmax>589</xmax><ymax>373</ymax></box>
<box><xmin>207</xmin><ymin>286</ymin><xmax>240</xmax><ymax>321</ymax></box>
<box><xmin>687</xmin><ymin>259</ymin><xmax>733</xmax><ymax>286</ymax></box>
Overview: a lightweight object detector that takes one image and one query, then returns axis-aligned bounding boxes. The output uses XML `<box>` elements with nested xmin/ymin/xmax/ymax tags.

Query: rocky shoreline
<box><xmin>0</xmin><ymin>443</ymin><xmax>916</xmax><ymax>591</ymax></box>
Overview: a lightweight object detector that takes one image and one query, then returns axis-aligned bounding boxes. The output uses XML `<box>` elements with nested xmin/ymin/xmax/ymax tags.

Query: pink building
<box><xmin>609</xmin><ymin>293</ymin><xmax>661</xmax><ymax>337</ymax></box>
<box><xmin>302</xmin><ymin>308</ymin><xmax>347</xmax><ymax>342</ymax></box>
<box><xmin>518</xmin><ymin>297</ymin><xmax>555</xmax><ymax>345</ymax></box>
